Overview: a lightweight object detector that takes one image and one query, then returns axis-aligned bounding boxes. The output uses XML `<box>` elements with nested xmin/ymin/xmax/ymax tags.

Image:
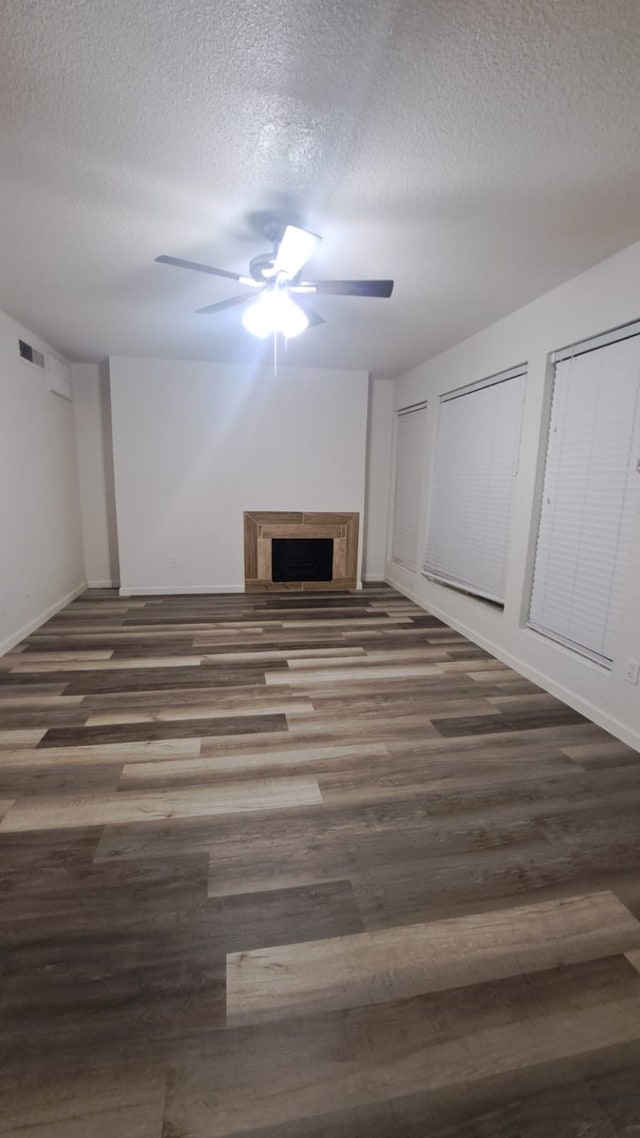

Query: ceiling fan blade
<box><xmin>295</xmin><ymin>299</ymin><xmax>325</xmax><ymax>327</ymax></box>
<box><xmin>303</xmin><ymin>279</ymin><xmax>394</xmax><ymax>298</ymax></box>
<box><xmin>156</xmin><ymin>255</ymin><xmax>256</xmax><ymax>285</ymax></box>
<box><xmin>195</xmin><ymin>293</ymin><xmax>258</xmax><ymax>315</ymax></box>
<box><xmin>273</xmin><ymin>225</ymin><xmax>321</xmax><ymax>280</ymax></box>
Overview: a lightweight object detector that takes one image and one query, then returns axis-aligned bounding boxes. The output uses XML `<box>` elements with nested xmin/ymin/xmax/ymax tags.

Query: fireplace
<box><xmin>243</xmin><ymin>512</ymin><xmax>359</xmax><ymax>591</ymax></box>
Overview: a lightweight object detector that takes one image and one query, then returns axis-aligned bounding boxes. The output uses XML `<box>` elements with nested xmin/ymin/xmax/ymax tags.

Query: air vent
<box><xmin>18</xmin><ymin>339</ymin><xmax>45</xmax><ymax>369</ymax></box>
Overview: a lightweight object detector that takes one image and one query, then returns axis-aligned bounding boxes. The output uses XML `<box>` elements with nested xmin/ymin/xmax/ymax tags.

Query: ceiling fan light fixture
<box><xmin>242</xmin><ymin>289</ymin><xmax>309</xmax><ymax>339</ymax></box>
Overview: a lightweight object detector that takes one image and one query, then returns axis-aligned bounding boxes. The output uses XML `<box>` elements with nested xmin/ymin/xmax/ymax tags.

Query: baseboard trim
<box><xmin>87</xmin><ymin>580</ymin><xmax>117</xmax><ymax>589</ymax></box>
<box><xmin>0</xmin><ymin>582</ymin><xmax>87</xmax><ymax>658</ymax></box>
<box><xmin>119</xmin><ymin>585</ymin><xmax>245</xmax><ymax>596</ymax></box>
<box><xmin>385</xmin><ymin>574</ymin><xmax>640</xmax><ymax>753</ymax></box>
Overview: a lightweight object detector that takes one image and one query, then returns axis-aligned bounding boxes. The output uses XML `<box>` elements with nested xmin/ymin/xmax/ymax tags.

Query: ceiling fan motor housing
<box><xmin>248</xmin><ymin>251</ymin><xmax>278</xmax><ymax>282</ymax></box>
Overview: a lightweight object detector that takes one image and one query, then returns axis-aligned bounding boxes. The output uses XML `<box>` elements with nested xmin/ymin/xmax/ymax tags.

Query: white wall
<box><xmin>71</xmin><ymin>362</ymin><xmax>119</xmax><ymax>587</ymax></box>
<box><xmin>362</xmin><ymin>378</ymin><xmax>394</xmax><ymax>580</ymax></box>
<box><xmin>387</xmin><ymin>239</ymin><xmax>640</xmax><ymax>750</ymax></box>
<box><xmin>0</xmin><ymin>310</ymin><xmax>85</xmax><ymax>655</ymax></box>
<box><xmin>109</xmin><ymin>358</ymin><xmax>369</xmax><ymax>593</ymax></box>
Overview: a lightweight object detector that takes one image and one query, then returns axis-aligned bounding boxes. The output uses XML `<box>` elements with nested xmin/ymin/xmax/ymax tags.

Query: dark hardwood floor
<box><xmin>1</xmin><ymin>584</ymin><xmax>639</xmax><ymax>1137</ymax></box>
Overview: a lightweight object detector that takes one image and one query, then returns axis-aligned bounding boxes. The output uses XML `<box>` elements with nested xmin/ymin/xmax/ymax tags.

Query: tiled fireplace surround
<box><xmin>243</xmin><ymin>512</ymin><xmax>359</xmax><ymax>591</ymax></box>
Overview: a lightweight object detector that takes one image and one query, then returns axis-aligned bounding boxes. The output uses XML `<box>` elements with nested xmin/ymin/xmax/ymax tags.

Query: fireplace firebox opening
<box><xmin>272</xmin><ymin>538</ymin><xmax>333</xmax><ymax>583</ymax></box>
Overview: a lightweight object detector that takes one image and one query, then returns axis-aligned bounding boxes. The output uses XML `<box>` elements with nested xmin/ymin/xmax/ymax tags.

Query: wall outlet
<box><xmin>624</xmin><ymin>658</ymin><xmax>640</xmax><ymax>685</ymax></box>
<box><xmin>169</xmin><ymin>557</ymin><xmax>178</xmax><ymax>568</ymax></box>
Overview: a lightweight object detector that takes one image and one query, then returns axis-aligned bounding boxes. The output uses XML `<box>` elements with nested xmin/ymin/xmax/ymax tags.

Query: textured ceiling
<box><xmin>1</xmin><ymin>0</ymin><xmax>640</xmax><ymax>377</ymax></box>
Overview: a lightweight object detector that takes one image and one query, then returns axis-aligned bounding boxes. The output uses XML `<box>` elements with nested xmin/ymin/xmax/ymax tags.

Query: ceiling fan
<box><xmin>155</xmin><ymin>223</ymin><xmax>394</xmax><ymax>340</ymax></box>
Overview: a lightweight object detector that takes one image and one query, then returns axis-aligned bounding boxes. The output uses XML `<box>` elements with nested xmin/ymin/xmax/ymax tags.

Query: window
<box><xmin>423</xmin><ymin>366</ymin><xmax>525</xmax><ymax>603</ymax></box>
<box><xmin>529</xmin><ymin>327</ymin><xmax>640</xmax><ymax>666</ymax></box>
<box><xmin>391</xmin><ymin>403</ymin><xmax>427</xmax><ymax>570</ymax></box>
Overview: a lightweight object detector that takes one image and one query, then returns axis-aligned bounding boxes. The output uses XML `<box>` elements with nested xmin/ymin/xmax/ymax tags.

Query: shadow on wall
<box><xmin>99</xmin><ymin>359</ymin><xmax>121</xmax><ymax>587</ymax></box>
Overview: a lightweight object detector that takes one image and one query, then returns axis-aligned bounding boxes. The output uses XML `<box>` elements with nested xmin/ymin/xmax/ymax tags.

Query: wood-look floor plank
<box><xmin>7</xmin><ymin>655</ymin><xmax>203</xmax><ymax>672</ymax></box>
<box><xmin>0</xmin><ymin>759</ymin><xmax>123</xmax><ymax>799</ymax></box>
<box><xmin>226</xmin><ymin>891</ymin><xmax>640</xmax><ymax>1024</ymax></box>
<box><xmin>285</xmin><ymin>616</ymin><xmax>415</xmax><ymax>628</ymax></box>
<box><xmin>0</xmin><ymin>728</ymin><xmax>46</xmax><ymax>748</ymax></box>
<box><xmin>38</xmin><ymin>711</ymin><xmax>287</xmax><ymax>748</ymax></box>
<box><xmin>0</xmin><ymin>776</ymin><xmax>323</xmax><ymax>831</ymax></box>
<box><xmin>436</xmin><ymin>658</ymin><xmax>516</xmax><ymax>673</ymax></box>
<box><xmin>60</xmin><ymin>664</ymin><xmax>270</xmax><ymax>694</ymax></box>
<box><xmin>0</xmin><ymin>649</ymin><xmax>115</xmax><ymax>666</ymax></box>
<box><xmin>265</xmin><ymin>663</ymin><xmax>444</xmax><ymax>685</ymax></box>
<box><xmin>468</xmin><ymin>667</ymin><xmax>524</xmax><ymax>682</ymax></box>
<box><xmin>0</xmin><ymin>694</ymin><xmax>85</xmax><ymax>709</ymax></box>
<box><xmin>0</xmin><ymin>682</ymin><xmax>69</xmax><ymax>697</ymax></box>
<box><xmin>432</xmin><ymin>706</ymin><xmax>589</xmax><ymax>736</ymax></box>
<box><xmin>84</xmin><ymin>698</ymin><xmax>313</xmax><ymax>726</ymax></box>
<box><xmin>0</xmin><ymin>708</ymin><xmax>91</xmax><ymax>730</ymax></box>
<box><xmin>290</xmin><ymin>699</ymin><xmax>499</xmax><ymax>724</ymax></box>
<box><xmin>285</xmin><ymin>648</ymin><xmax>451</xmax><ymax>669</ymax></box>
<box><xmin>194</xmin><ymin>646</ymin><xmax>368</xmax><ymax>660</ymax></box>
<box><xmin>211</xmin><ymin>880</ymin><xmax>364</xmax><ymax>954</ymax></box>
<box><xmin>0</xmin><ymin>737</ymin><xmax>203</xmax><ymax>768</ymax></box>
<box><xmin>120</xmin><ymin>742</ymin><xmax>390</xmax><ymax>783</ymax></box>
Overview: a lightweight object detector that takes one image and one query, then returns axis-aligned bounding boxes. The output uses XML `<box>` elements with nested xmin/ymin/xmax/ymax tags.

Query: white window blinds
<box><xmin>529</xmin><ymin>334</ymin><xmax>640</xmax><ymax>666</ymax></box>
<box><xmin>391</xmin><ymin>403</ymin><xmax>427</xmax><ymax>570</ymax></box>
<box><xmin>423</xmin><ymin>367</ymin><xmax>525</xmax><ymax>603</ymax></box>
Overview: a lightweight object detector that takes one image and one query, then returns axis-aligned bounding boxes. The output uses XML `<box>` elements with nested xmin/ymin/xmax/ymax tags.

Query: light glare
<box><xmin>242</xmin><ymin>290</ymin><xmax>309</xmax><ymax>339</ymax></box>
